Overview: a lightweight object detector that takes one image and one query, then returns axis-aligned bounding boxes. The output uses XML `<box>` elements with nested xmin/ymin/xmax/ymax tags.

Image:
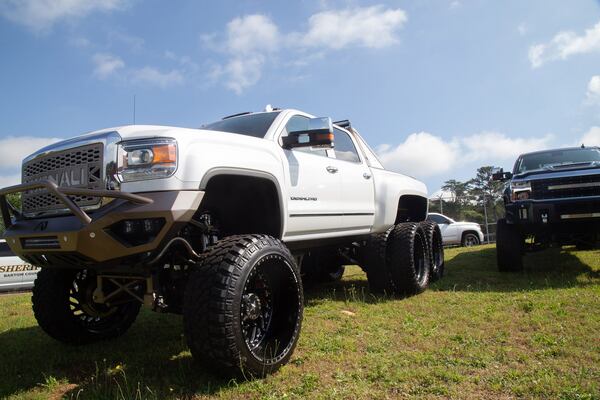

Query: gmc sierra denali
<box><xmin>0</xmin><ymin>107</ymin><xmax>444</xmax><ymax>376</ymax></box>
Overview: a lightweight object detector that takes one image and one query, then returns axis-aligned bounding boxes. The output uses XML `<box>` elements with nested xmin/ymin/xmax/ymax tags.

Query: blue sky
<box><xmin>1</xmin><ymin>0</ymin><xmax>599</xmax><ymax>194</ymax></box>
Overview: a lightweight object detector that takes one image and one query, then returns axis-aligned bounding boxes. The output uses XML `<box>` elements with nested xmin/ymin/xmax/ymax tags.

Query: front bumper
<box><xmin>506</xmin><ymin>195</ymin><xmax>600</xmax><ymax>233</ymax></box>
<box><xmin>0</xmin><ymin>181</ymin><xmax>204</xmax><ymax>267</ymax></box>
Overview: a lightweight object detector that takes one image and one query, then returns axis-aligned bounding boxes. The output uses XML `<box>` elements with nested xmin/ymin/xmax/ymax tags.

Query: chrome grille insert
<box><xmin>22</xmin><ymin>143</ymin><xmax>104</xmax><ymax>214</ymax></box>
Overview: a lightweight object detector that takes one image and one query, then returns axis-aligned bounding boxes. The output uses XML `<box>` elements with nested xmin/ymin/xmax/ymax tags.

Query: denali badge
<box><xmin>290</xmin><ymin>196</ymin><xmax>317</xmax><ymax>201</ymax></box>
<box><xmin>36</xmin><ymin>165</ymin><xmax>100</xmax><ymax>188</ymax></box>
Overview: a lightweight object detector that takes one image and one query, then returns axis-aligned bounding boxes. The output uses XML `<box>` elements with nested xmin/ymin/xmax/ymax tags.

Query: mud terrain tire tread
<box><xmin>364</xmin><ymin>228</ymin><xmax>394</xmax><ymax>295</ymax></box>
<box><xmin>387</xmin><ymin>222</ymin><xmax>430</xmax><ymax>295</ymax></box>
<box><xmin>419</xmin><ymin>220</ymin><xmax>445</xmax><ymax>282</ymax></box>
<box><xmin>32</xmin><ymin>268</ymin><xmax>140</xmax><ymax>345</ymax></box>
<box><xmin>183</xmin><ymin>234</ymin><xmax>303</xmax><ymax>377</ymax></box>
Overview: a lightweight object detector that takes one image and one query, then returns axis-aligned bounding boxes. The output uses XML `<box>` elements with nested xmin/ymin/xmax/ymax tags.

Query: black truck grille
<box><xmin>531</xmin><ymin>174</ymin><xmax>600</xmax><ymax>200</ymax></box>
<box><xmin>22</xmin><ymin>143</ymin><xmax>104</xmax><ymax>214</ymax></box>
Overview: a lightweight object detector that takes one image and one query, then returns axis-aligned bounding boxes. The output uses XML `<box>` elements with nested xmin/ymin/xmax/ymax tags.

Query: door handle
<box><xmin>326</xmin><ymin>166</ymin><xmax>338</xmax><ymax>174</ymax></box>
<box><xmin>363</xmin><ymin>172</ymin><xmax>372</xmax><ymax>179</ymax></box>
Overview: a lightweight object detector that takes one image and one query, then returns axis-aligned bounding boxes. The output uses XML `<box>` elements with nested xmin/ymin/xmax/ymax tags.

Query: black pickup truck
<box><xmin>492</xmin><ymin>146</ymin><xmax>600</xmax><ymax>271</ymax></box>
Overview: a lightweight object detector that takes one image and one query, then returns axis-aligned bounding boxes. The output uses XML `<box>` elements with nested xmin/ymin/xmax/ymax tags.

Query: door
<box><xmin>329</xmin><ymin>128</ymin><xmax>375</xmax><ymax>231</ymax></box>
<box><xmin>282</xmin><ymin>115</ymin><xmax>342</xmax><ymax>238</ymax></box>
<box><xmin>428</xmin><ymin>214</ymin><xmax>457</xmax><ymax>244</ymax></box>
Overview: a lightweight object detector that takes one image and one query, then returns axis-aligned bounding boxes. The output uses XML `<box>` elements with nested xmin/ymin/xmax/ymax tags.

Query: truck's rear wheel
<box><xmin>183</xmin><ymin>235</ymin><xmax>303</xmax><ymax>377</ymax></box>
<box><xmin>386</xmin><ymin>222</ymin><xmax>430</xmax><ymax>295</ymax></box>
<box><xmin>496</xmin><ymin>218</ymin><xmax>524</xmax><ymax>272</ymax></box>
<box><xmin>364</xmin><ymin>229</ymin><xmax>395</xmax><ymax>295</ymax></box>
<box><xmin>420</xmin><ymin>221</ymin><xmax>445</xmax><ymax>282</ymax></box>
<box><xmin>32</xmin><ymin>269</ymin><xmax>141</xmax><ymax>345</ymax></box>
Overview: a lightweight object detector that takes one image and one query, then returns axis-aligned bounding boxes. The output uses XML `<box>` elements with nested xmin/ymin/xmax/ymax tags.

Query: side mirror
<box><xmin>282</xmin><ymin>117</ymin><xmax>334</xmax><ymax>150</ymax></box>
<box><xmin>491</xmin><ymin>168</ymin><xmax>513</xmax><ymax>182</ymax></box>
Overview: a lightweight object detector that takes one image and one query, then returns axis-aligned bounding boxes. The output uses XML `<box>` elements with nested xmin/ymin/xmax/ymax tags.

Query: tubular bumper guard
<box><xmin>0</xmin><ymin>180</ymin><xmax>204</xmax><ymax>265</ymax></box>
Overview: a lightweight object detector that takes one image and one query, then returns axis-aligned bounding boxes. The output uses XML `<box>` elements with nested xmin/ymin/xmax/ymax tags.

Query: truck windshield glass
<box><xmin>515</xmin><ymin>148</ymin><xmax>600</xmax><ymax>173</ymax></box>
<box><xmin>202</xmin><ymin>112</ymin><xmax>280</xmax><ymax>138</ymax></box>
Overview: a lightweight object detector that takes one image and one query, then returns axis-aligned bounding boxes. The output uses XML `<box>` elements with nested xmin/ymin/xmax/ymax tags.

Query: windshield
<box><xmin>514</xmin><ymin>148</ymin><xmax>600</xmax><ymax>174</ymax></box>
<box><xmin>201</xmin><ymin>112</ymin><xmax>281</xmax><ymax>138</ymax></box>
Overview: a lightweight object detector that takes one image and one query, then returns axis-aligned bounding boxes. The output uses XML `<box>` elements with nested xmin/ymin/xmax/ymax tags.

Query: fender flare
<box><xmin>199</xmin><ymin>167</ymin><xmax>287</xmax><ymax>238</ymax></box>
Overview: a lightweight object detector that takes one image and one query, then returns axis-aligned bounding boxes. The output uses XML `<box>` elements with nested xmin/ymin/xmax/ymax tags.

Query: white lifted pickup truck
<box><xmin>0</xmin><ymin>107</ymin><xmax>444</xmax><ymax>376</ymax></box>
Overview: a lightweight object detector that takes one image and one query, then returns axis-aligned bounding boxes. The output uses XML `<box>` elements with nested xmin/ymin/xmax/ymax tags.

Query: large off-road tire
<box><xmin>301</xmin><ymin>251</ymin><xmax>345</xmax><ymax>284</ymax></box>
<box><xmin>461</xmin><ymin>232</ymin><xmax>481</xmax><ymax>247</ymax></box>
<box><xmin>386</xmin><ymin>222</ymin><xmax>430</xmax><ymax>295</ymax></box>
<box><xmin>32</xmin><ymin>268</ymin><xmax>141</xmax><ymax>345</ymax></box>
<box><xmin>363</xmin><ymin>228</ymin><xmax>394</xmax><ymax>295</ymax></box>
<box><xmin>183</xmin><ymin>235</ymin><xmax>303</xmax><ymax>377</ymax></box>
<box><xmin>420</xmin><ymin>221</ymin><xmax>445</xmax><ymax>282</ymax></box>
<box><xmin>496</xmin><ymin>218</ymin><xmax>524</xmax><ymax>272</ymax></box>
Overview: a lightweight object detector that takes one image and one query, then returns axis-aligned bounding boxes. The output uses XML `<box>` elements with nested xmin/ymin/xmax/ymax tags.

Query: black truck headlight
<box><xmin>117</xmin><ymin>138</ymin><xmax>177</xmax><ymax>182</ymax></box>
<box><xmin>511</xmin><ymin>181</ymin><xmax>531</xmax><ymax>201</ymax></box>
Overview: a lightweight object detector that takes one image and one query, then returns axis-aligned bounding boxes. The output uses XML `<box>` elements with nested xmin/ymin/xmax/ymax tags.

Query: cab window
<box><xmin>282</xmin><ymin>115</ymin><xmax>327</xmax><ymax>157</ymax></box>
<box><xmin>333</xmin><ymin>128</ymin><xmax>361</xmax><ymax>163</ymax></box>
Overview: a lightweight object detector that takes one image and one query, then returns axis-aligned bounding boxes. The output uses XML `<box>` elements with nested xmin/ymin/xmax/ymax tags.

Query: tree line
<box><xmin>429</xmin><ymin>166</ymin><xmax>505</xmax><ymax>226</ymax></box>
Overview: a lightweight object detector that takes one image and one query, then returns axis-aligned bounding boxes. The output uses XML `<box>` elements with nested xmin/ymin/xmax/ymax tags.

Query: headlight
<box><xmin>511</xmin><ymin>181</ymin><xmax>531</xmax><ymax>201</ymax></box>
<box><xmin>117</xmin><ymin>138</ymin><xmax>177</xmax><ymax>182</ymax></box>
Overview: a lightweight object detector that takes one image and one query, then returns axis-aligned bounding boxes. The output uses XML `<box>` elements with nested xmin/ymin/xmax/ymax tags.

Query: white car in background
<box><xmin>426</xmin><ymin>213</ymin><xmax>485</xmax><ymax>247</ymax></box>
<box><xmin>0</xmin><ymin>239</ymin><xmax>38</xmax><ymax>292</ymax></box>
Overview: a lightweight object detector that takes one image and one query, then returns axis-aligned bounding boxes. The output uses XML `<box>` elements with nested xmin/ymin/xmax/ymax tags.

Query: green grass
<box><xmin>1</xmin><ymin>245</ymin><xmax>599</xmax><ymax>399</ymax></box>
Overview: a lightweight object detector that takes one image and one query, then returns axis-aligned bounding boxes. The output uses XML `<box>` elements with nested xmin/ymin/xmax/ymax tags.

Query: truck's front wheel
<box><xmin>183</xmin><ymin>235</ymin><xmax>303</xmax><ymax>377</ymax></box>
<box><xmin>496</xmin><ymin>218</ymin><xmax>524</xmax><ymax>272</ymax></box>
<box><xmin>32</xmin><ymin>269</ymin><xmax>141</xmax><ymax>345</ymax></box>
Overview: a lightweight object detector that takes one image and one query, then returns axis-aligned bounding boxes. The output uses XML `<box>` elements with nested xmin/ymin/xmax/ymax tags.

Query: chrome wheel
<box><xmin>463</xmin><ymin>234</ymin><xmax>480</xmax><ymax>247</ymax></box>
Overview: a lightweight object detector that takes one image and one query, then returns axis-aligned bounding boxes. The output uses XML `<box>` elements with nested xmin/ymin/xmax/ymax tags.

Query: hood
<box><xmin>513</xmin><ymin>164</ymin><xmax>600</xmax><ymax>182</ymax></box>
<box><xmin>452</xmin><ymin>221</ymin><xmax>482</xmax><ymax>229</ymax></box>
<box><xmin>23</xmin><ymin>124</ymin><xmax>270</xmax><ymax>163</ymax></box>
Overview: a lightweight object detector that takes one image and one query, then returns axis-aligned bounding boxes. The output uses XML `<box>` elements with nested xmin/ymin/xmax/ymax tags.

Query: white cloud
<box><xmin>0</xmin><ymin>0</ymin><xmax>127</xmax><ymax>33</ymax></box>
<box><xmin>376</xmin><ymin>132</ymin><xmax>459</xmax><ymax>177</ymax></box>
<box><xmin>578</xmin><ymin>126</ymin><xmax>600</xmax><ymax>146</ymax></box>
<box><xmin>223</xmin><ymin>56</ymin><xmax>265</xmax><ymax>94</ymax></box>
<box><xmin>92</xmin><ymin>53</ymin><xmax>125</xmax><ymax>79</ymax></box>
<box><xmin>225</xmin><ymin>14</ymin><xmax>280</xmax><ymax>54</ymax></box>
<box><xmin>517</xmin><ymin>23</ymin><xmax>528</xmax><ymax>36</ymax></box>
<box><xmin>131</xmin><ymin>67</ymin><xmax>184</xmax><ymax>88</ymax></box>
<box><xmin>529</xmin><ymin>19</ymin><xmax>600</xmax><ymax>68</ymax></box>
<box><xmin>586</xmin><ymin>75</ymin><xmax>600</xmax><ymax>103</ymax></box>
<box><xmin>204</xmin><ymin>5</ymin><xmax>407</xmax><ymax>93</ymax></box>
<box><xmin>217</xmin><ymin>14</ymin><xmax>279</xmax><ymax>94</ymax></box>
<box><xmin>91</xmin><ymin>54</ymin><xmax>183</xmax><ymax>88</ymax></box>
<box><xmin>460</xmin><ymin>131</ymin><xmax>554</xmax><ymax>162</ymax></box>
<box><xmin>0</xmin><ymin>136</ymin><xmax>62</xmax><ymax>169</ymax></box>
<box><xmin>376</xmin><ymin>131</ymin><xmax>554</xmax><ymax>177</ymax></box>
<box><xmin>300</xmin><ymin>6</ymin><xmax>407</xmax><ymax>49</ymax></box>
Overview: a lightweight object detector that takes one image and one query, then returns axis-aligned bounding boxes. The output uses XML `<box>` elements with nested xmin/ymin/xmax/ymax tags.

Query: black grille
<box><xmin>22</xmin><ymin>143</ymin><xmax>103</xmax><ymax>214</ymax></box>
<box><xmin>531</xmin><ymin>174</ymin><xmax>600</xmax><ymax>200</ymax></box>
